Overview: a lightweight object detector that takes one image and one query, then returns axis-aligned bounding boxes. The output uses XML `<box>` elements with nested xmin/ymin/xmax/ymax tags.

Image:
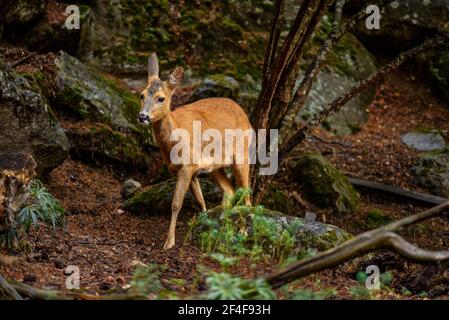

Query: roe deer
<box><xmin>138</xmin><ymin>53</ymin><xmax>252</xmax><ymax>249</ymax></box>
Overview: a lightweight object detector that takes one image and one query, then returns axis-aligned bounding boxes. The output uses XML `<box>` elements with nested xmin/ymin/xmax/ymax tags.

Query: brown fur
<box><xmin>139</xmin><ymin>53</ymin><xmax>252</xmax><ymax>249</ymax></box>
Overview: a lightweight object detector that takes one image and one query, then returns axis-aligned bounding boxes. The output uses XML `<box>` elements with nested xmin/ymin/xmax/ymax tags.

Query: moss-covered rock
<box><xmin>80</xmin><ymin>0</ymin><xmax>269</xmax><ymax>81</ymax></box>
<box><xmin>296</xmin><ymin>15</ymin><xmax>377</xmax><ymax>136</ymax></box>
<box><xmin>191</xmin><ymin>206</ymin><xmax>351</xmax><ymax>254</ymax></box>
<box><xmin>54</xmin><ymin>51</ymin><xmax>152</xmax><ymax>140</ymax></box>
<box><xmin>412</xmin><ymin>150</ymin><xmax>449</xmax><ymax>198</ymax></box>
<box><xmin>294</xmin><ymin>153</ymin><xmax>359</xmax><ymax>214</ymax></box>
<box><xmin>49</xmin><ymin>51</ymin><xmax>156</xmax><ymax>168</ymax></box>
<box><xmin>65</xmin><ymin>123</ymin><xmax>152</xmax><ymax>170</ymax></box>
<box><xmin>124</xmin><ymin>178</ymin><xmax>222</xmax><ymax>215</ymax></box>
<box><xmin>0</xmin><ymin>61</ymin><xmax>69</xmax><ymax>176</ymax></box>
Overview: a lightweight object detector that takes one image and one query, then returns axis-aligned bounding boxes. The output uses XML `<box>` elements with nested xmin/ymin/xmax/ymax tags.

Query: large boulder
<box><xmin>0</xmin><ymin>61</ymin><xmax>69</xmax><ymax>176</ymax></box>
<box><xmin>412</xmin><ymin>150</ymin><xmax>449</xmax><ymax>198</ymax></box>
<box><xmin>297</xmin><ymin>16</ymin><xmax>377</xmax><ymax>135</ymax></box>
<box><xmin>50</xmin><ymin>51</ymin><xmax>154</xmax><ymax>169</ymax></box>
<box><xmin>348</xmin><ymin>0</ymin><xmax>449</xmax><ymax>53</ymax></box>
<box><xmin>347</xmin><ymin>1</ymin><xmax>449</xmax><ymax>104</ymax></box>
<box><xmin>53</xmin><ymin>51</ymin><xmax>148</xmax><ymax>137</ymax></box>
<box><xmin>124</xmin><ymin>178</ymin><xmax>222</xmax><ymax>215</ymax></box>
<box><xmin>78</xmin><ymin>0</ymin><xmax>269</xmax><ymax>80</ymax></box>
<box><xmin>294</xmin><ymin>153</ymin><xmax>360</xmax><ymax>214</ymax></box>
<box><xmin>191</xmin><ymin>206</ymin><xmax>351</xmax><ymax>255</ymax></box>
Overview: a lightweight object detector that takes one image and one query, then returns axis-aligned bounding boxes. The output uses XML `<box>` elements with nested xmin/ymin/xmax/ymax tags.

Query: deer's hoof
<box><xmin>163</xmin><ymin>238</ymin><xmax>175</xmax><ymax>250</ymax></box>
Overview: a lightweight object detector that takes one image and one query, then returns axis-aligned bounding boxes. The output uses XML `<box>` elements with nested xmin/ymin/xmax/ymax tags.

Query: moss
<box><xmin>190</xmin><ymin>204</ymin><xmax>351</xmax><ymax>257</ymax></box>
<box><xmin>124</xmin><ymin>178</ymin><xmax>222</xmax><ymax>215</ymax></box>
<box><xmin>366</xmin><ymin>209</ymin><xmax>390</xmax><ymax>228</ymax></box>
<box><xmin>294</xmin><ymin>152</ymin><xmax>360</xmax><ymax>214</ymax></box>
<box><xmin>304</xmin><ymin>15</ymin><xmax>377</xmax><ymax>81</ymax></box>
<box><xmin>87</xmin><ymin>1</ymin><xmax>267</xmax><ymax>83</ymax></box>
<box><xmin>67</xmin><ymin>123</ymin><xmax>151</xmax><ymax>169</ymax></box>
<box><xmin>261</xmin><ymin>185</ymin><xmax>295</xmax><ymax>214</ymax></box>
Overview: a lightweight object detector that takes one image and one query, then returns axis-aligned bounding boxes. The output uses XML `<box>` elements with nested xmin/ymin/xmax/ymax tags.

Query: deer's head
<box><xmin>138</xmin><ymin>53</ymin><xmax>184</xmax><ymax>124</ymax></box>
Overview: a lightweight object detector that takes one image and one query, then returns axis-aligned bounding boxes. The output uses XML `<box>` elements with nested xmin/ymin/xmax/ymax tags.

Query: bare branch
<box><xmin>261</xmin><ymin>0</ymin><xmax>285</xmax><ymax>86</ymax></box>
<box><xmin>278</xmin><ymin>0</ymin><xmax>395</xmax><ymax>135</ymax></box>
<box><xmin>278</xmin><ymin>33</ymin><xmax>449</xmax><ymax>162</ymax></box>
<box><xmin>0</xmin><ymin>274</ymin><xmax>23</xmax><ymax>300</ymax></box>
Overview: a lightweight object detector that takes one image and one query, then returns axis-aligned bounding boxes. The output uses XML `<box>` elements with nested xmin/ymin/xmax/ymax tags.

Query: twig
<box><xmin>310</xmin><ymin>134</ymin><xmax>352</xmax><ymax>147</ymax></box>
<box><xmin>291</xmin><ymin>191</ymin><xmax>309</xmax><ymax>209</ymax></box>
<box><xmin>7</xmin><ymin>52</ymin><xmax>37</xmax><ymax>68</ymax></box>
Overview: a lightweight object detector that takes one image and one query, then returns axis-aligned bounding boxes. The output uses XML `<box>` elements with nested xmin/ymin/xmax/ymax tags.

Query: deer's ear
<box><xmin>147</xmin><ymin>52</ymin><xmax>159</xmax><ymax>79</ymax></box>
<box><xmin>168</xmin><ymin>67</ymin><xmax>184</xmax><ymax>89</ymax></box>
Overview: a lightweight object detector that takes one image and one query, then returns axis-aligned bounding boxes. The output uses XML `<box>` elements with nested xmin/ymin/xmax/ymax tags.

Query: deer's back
<box><xmin>172</xmin><ymin>98</ymin><xmax>251</xmax><ymax>131</ymax></box>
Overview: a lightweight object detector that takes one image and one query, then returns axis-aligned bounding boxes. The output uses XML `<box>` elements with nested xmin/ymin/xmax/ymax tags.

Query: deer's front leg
<box><xmin>164</xmin><ymin>167</ymin><xmax>193</xmax><ymax>250</ymax></box>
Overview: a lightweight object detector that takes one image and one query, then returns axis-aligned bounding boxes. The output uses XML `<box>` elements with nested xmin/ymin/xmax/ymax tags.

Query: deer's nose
<box><xmin>138</xmin><ymin>113</ymin><xmax>151</xmax><ymax>124</ymax></box>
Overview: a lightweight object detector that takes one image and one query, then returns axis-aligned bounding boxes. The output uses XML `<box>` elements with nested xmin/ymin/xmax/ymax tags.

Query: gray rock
<box><xmin>54</xmin><ymin>51</ymin><xmax>145</xmax><ymax>136</ymax></box>
<box><xmin>0</xmin><ymin>61</ymin><xmax>69</xmax><ymax>176</ymax></box>
<box><xmin>189</xmin><ymin>74</ymin><xmax>240</xmax><ymax>102</ymax></box>
<box><xmin>402</xmin><ymin>132</ymin><xmax>446</xmax><ymax>151</ymax></box>
<box><xmin>297</xmin><ymin>70</ymin><xmax>372</xmax><ymax>135</ymax></box>
<box><xmin>122</xmin><ymin>179</ymin><xmax>142</xmax><ymax>199</ymax></box>
<box><xmin>51</xmin><ymin>51</ymin><xmax>154</xmax><ymax>169</ymax></box>
<box><xmin>296</xmin><ymin>16</ymin><xmax>377</xmax><ymax>135</ymax></box>
<box><xmin>413</xmin><ymin>151</ymin><xmax>449</xmax><ymax>198</ymax></box>
<box><xmin>262</xmin><ymin>210</ymin><xmax>351</xmax><ymax>251</ymax></box>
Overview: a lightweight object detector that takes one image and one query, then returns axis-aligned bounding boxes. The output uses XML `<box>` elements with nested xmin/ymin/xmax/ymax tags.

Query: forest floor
<box><xmin>1</xmin><ymin>65</ymin><xmax>449</xmax><ymax>300</ymax></box>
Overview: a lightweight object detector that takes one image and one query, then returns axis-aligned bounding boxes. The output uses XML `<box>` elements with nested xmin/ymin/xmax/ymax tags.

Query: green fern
<box><xmin>17</xmin><ymin>180</ymin><xmax>65</xmax><ymax>231</ymax></box>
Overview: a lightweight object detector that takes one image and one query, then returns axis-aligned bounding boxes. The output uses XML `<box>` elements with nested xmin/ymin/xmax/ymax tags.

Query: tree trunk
<box><xmin>0</xmin><ymin>153</ymin><xmax>36</xmax><ymax>234</ymax></box>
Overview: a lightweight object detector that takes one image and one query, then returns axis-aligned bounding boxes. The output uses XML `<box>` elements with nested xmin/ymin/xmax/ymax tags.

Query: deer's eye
<box><xmin>157</xmin><ymin>96</ymin><xmax>165</xmax><ymax>103</ymax></box>
<box><xmin>140</xmin><ymin>94</ymin><xmax>144</xmax><ymax>100</ymax></box>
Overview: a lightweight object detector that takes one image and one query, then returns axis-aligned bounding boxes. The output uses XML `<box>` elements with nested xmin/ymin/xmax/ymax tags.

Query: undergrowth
<box><xmin>1</xmin><ymin>180</ymin><xmax>64</xmax><ymax>249</ymax></box>
<box><xmin>188</xmin><ymin>188</ymin><xmax>302</xmax><ymax>262</ymax></box>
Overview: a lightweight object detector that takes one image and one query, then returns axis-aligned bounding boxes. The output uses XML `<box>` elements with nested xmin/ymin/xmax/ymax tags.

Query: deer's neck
<box><xmin>152</xmin><ymin>112</ymin><xmax>175</xmax><ymax>164</ymax></box>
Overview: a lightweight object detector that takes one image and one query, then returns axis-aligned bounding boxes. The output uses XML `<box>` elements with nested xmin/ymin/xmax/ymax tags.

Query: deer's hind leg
<box><xmin>190</xmin><ymin>175</ymin><xmax>206</xmax><ymax>212</ymax></box>
<box><xmin>211</xmin><ymin>168</ymin><xmax>234</xmax><ymax>201</ymax></box>
<box><xmin>164</xmin><ymin>167</ymin><xmax>193</xmax><ymax>250</ymax></box>
<box><xmin>232</xmin><ymin>163</ymin><xmax>251</xmax><ymax>206</ymax></box>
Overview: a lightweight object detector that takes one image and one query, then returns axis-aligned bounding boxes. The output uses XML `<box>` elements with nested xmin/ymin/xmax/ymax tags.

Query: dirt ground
<box><xmin>1</xmin><ymin>64</ymin><xmax>449</xmax><ymax>300</ymax></box>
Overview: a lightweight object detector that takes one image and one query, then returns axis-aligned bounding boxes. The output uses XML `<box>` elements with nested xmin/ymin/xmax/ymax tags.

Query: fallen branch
<box><xmin>8</xmin><ymin>280</ymin><xmax>145</xmax><ymax>300</ymax></box>
<box><xmin>348</xmin><ymin>177</ymin><xmax>447</xmax><ymax>206</ymax></box>
<box><xmin>266</xmin><ymin>200</ymin><xmax>449</xmax><ymax>289</ymax></box>
<box><xmin>7</xmin><ymin>52</ymin><xmax>37</xmax><ymax>68</ymax></box>
<box><xmin>0</xmin><ymin>274</ymin><xmax>23</xmax><ymax>300</ymax></box>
